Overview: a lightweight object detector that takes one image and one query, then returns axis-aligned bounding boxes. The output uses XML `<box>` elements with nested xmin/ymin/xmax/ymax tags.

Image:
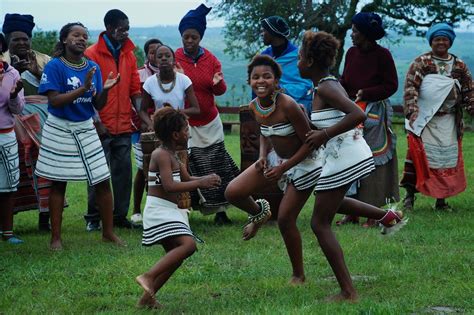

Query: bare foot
<box><xmin>50</xmin><ymin>239</ymin><xmax>63</xmax><ymax>251</ymax></box>
<box><xmin>136</xmin><ymin>274</ymin><xmax>154</xmax><ymax>296</ymax></box>
<box><xmin>137</xmin><ymin>293</ymin><xmax>162</xmax><ymax>309</ymax></box>
<box><xmin>242</xmin><ymin>211</ymin><xmax>271</xmax><ymax>241</ymax></box>
<box><xmin>102</xmin><ymin>233</ymin><xmax>126</xmax><ymax>247</ymax></box>
<box><xmin>289</xmin><ymin>275</ymin><xmax>306</xmax><ymax>286</ymax></box>
<box><xmin>325</xmin><ymin>291</ymin><xmax>358</xmax><ymax>303</ymax></box>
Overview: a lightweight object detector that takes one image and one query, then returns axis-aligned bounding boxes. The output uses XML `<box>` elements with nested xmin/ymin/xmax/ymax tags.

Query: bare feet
<box><xmin>325</xmin><ymin>291</ymin><xmax>358</xmax><ymax>303</ymax></box>
<box><xmin>137</xmin><ymin>292</ymin><xmax>162</xmax><ymax>309</ymax></box>
<box><xmin>136</xmin><ymin>274</ymin><xmax>154</xmax><ymax>297</ymax></box>
<box><xmin>102</xmin><ymin>233</ymin><xmax>126</xmax><ymax>246</ymax></box>
<box><xmin>242</xmin><ymin>211</ymin><xmax>271</xmax><ymax>241</ymax></box>
<box><xmin>50</xmin><ymin>238</ymin><xmax>63</xmax><ymax>251</ymax></box>
<box><xmin>289</xmin><ymin>275</ymin><xmax>306</xmax><ymax>286</ymax></box>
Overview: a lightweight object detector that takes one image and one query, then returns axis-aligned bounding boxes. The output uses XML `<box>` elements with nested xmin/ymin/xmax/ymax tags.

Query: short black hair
<box><xmin>144</xmin><ymin>38</ymin><xmax>162</xmax><ymax>55</ymax></box>
<box><xmin>103</xmin><ymin>9</ymin><xmax>128</xmax><ymax>28</ymax></box>
<box><xmin>155</xmin><ymin>44</ymin><xmax>175</xmax><ymax>60</ymax></box>
<box><xmin>247</xmin><ymin>55</ymin><xmax>282</xmax><ymax>83</ymax></box>
<box><xmin>52</xmin><ymin>22</ymin><xmax>87</xmax><ymax>58</ymax></box>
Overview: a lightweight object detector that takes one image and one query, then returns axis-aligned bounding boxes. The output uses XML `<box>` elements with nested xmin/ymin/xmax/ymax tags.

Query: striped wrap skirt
<box><xmin>35</xmin><ymin>114</ymin><xmax>110</xmax><ymax>186</ymax></box>
<box><xmin>0</xmin><ymin>131</ymin><xmax>20</xmax><ymax>192</ymax></box>
<box><xmin>142</xmin><ymin>196</ymin><xmax>195</xmax><ymax>246</ymax></box>
<box><xmin>311</xmin><ymin>109</ymin><xmax>375</xmax><ymax>192</ymax></box>
<box><xmin>188</xmin><ymin>115</ymin><xmax>239</xmax><ymax>210</ymax></box>
<box><xmin>267</xmin><ymin>150</ymin><xmax>321</xmax><ymax>191</ymax></box>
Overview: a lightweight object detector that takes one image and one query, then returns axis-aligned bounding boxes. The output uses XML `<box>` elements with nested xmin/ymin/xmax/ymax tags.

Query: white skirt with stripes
<box><xmin>35</xmin><ymin>114</ymin><xmax>110</xmax><ymax>186</ymax></box>
<box><xmin>0</xmin><ymin>131</ymin><xmax>19</xmax><ymax>192</ymax></box>
<box><xmin>268</xmin><ymin>150</ymin><xmax>321</xmax><ymax>191</ymax></box>
<box><xmin>142</xmin><ymin>196</ymin><xmax>195</xmax><ymax>246</ymax></box>
<box><xmin>311</xmin><ymin>109</ymin><xmax>375</xmax><ymax>192</ymax></box>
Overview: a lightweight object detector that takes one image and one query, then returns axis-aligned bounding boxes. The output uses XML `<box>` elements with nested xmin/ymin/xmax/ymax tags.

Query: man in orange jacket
<box><xmin>84</xmin><ymin>9</ymin><xmax>141</xmax><ymax>230</ymax></box>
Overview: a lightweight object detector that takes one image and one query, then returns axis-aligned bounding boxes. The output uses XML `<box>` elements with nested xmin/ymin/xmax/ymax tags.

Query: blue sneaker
<box><xmin>6</xmin><ymin>236</ymin><xmax>24</xmax><ymax>244</ymax></box>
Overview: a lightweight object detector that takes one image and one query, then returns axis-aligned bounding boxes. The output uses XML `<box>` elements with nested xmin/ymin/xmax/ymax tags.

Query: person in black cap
<box><xmin>337</xmin><ymin>12</ymin><xmax>399</xmax><ymax>227</ymax></box>
<box><xmin>260</xmin><ymin>16</ymin><xmax>313</xmax><ymax>115</ymax></box>
<box><xmin>1</xmin><ymin>13</ymin><xmax>52</xmax><ymax>231</ymax></box>
<box><xmin>1</xmin><ymin>13</ymin><xmax>51</xmax><ymax>95</ymax></box>
<box><xmin>175</xmin><ymin>4</ymin><xmax>239</xmax><ymax>225</ymax></box>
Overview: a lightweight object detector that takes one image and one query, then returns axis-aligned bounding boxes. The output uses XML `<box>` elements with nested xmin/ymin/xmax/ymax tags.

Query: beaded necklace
<box><xmin>59</xmin><ymin>56</ymin><xmax>88</xmax><ymax>71</ymax></box>
<box><xmin>313</xmin><ymin>75</ymin><xmax>338</xmax><ymax>94</ymax></box>
<box><xmin>251</xmin><ymin>92</ymin><xmax>279</xmax><ymax>118</ymax></box>
<box><xmin>157</xmin><ymin>73</ymin><xmax>176</xmax><ymax>93</ymax></box>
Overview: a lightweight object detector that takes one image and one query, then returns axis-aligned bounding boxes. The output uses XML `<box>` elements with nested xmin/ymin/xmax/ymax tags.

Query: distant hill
<box><xmin>89</xmin><ymin>27</ymin><xmax>474</xmax><ymax>107</ymax></box>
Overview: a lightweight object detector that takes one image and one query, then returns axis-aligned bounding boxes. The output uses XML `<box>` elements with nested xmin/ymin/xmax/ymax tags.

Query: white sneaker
<box><xmin>130</xmin><ymin>213</ymin><xmax>143</xmax><ymax>224</ymax></box>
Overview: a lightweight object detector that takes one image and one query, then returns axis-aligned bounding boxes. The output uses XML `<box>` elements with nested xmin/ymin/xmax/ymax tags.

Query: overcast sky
<box><xmin>0</xmin><ymin>0</ymin><xmax>223</xmax><ymax>31</ymax></box>
<box><xmin>1</xmin><ymin>0</ymin><xmax>472</xmax><ymax>33</ymax></box>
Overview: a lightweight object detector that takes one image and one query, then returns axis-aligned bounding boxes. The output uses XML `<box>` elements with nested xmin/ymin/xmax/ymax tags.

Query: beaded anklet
<box><xmin>246</xmin><ymin>199</ymin><xmax>271</xmax><ymax>225</ymax></box>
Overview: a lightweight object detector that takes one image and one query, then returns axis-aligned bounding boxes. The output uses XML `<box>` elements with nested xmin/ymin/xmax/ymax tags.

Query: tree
<box><xmin>134</xmin><ymin>46</ymin><xmax>145</xmax><ymax>68</ymax></box>
<box><xmin>211</xmin><ymin>0</ymin><xmax>474</xmax><ymax>73</ymax></box>
<box><xmin>31</xmin><ymin>31</ymin><xmax>58</xmax><ymax>56</ymax></box>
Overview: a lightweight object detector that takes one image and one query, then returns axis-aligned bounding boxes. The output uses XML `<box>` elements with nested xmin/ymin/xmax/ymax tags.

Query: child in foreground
<box><xmin>298</xmin><ymin>30</ymin><xmax>407</xmax><ymax>302</ymax></box>
<box><xmin>135</xmin><ymin>107</ymin><xmax>221</xmax><ymax>308</ymax></box>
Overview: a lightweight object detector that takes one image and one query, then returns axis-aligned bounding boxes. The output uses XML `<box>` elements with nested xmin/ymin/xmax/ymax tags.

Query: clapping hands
<box><xmin>10</xmin><ymin>80</ymin><xmax>24</xmax><ymax>99</ymax></box>
<box><xmin>103</xmin><ymin>71</ymin><xmax>120</xmax><ymax>90</ymax></box>
<box><xmin>213</xmin><ymin>71</ymin><xmax>224</xmax><ymax>86</ymax></box>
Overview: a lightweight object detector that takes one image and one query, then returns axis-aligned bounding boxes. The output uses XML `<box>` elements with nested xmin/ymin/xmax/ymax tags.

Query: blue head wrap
<box><xmin>426</xmin><ymin>22</ymin><xmax>456</xmax><ymax>45</ymax></box>
<box><xmin>352</xmin><ymin>12</ymin><xmax>385</xmax><ymax>41</ymax></box>
<box><xmin>261</xmin><ymin>16</ymin><xmax>290</xmax><ymax>39</ymax></box>
<box><xmin>178</xmin><ymin>4</ymin><xmax>211</xmax><ymax>39</ymax></box>
<box><xmin>2</xmin><ymin>13</ymin><xmax>35</xmax><ymax>38</ymax></box>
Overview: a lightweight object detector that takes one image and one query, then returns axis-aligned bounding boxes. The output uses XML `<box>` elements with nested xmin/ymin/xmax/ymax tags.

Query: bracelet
<box><xmin>323</xmin><ymin>128</ymin><xmax>331</xmax><ymax>140</ymax></box>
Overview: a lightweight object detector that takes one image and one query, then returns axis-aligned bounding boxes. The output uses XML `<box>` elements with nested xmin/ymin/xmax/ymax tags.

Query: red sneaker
<box><xmin>378</xmin><ymin>210</ymin><xmax>408</xmax><ymax>235</ymax></box>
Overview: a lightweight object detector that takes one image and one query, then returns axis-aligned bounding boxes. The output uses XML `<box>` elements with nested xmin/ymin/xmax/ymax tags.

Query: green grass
<box><xmin>1</xmin><ymin>128</ymin><xmax>473</xmax><ymax>314</ymax></box>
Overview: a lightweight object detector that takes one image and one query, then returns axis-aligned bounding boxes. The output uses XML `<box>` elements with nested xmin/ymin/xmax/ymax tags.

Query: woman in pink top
<box><xmin>0</xmin><ymin>33</ymin><xmax>25</xmax><ymax>244</ymax></box>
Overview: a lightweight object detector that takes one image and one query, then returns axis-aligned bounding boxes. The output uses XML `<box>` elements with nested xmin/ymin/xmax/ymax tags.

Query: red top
<box><xmin>175</xmin><ymin>47</ymin><xmax>227</xmax><ymax>126</ymax></box>
<box><xmin>340</xmin><ymin>44</ymin><xmax>398</xmax><ymax>102</ymax></box>
<box><xmin>85</xmin><ymin>32</ymin><xmax>141</xmax><ymax>134</ymax></box>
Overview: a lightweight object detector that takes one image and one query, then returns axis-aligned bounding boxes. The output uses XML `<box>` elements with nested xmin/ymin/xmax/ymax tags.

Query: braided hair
<box><xmin>301</xmin><ymin>31</ymin><xmax>340</xmax><ymax>70</ymax></box>
<box><xmin>52</xmin><ymin>22</ymin><xmax>87</xmax><ymax>58</ymax></box>
<box><xmin>153</xmin><ymin>107</ymin><xmax>188</xmax><ymax>143</ymax></box>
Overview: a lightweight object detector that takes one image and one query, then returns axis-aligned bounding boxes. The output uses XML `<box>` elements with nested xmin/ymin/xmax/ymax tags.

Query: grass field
<box><xmin>1</xmin><ymin>126</ymin><xmax>473</xmax><ymax>314</ymax></box>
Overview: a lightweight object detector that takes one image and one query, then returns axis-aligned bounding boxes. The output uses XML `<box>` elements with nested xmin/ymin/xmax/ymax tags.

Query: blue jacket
<box><xmin>260</xmin><ymin>42</ymin><xmax>313</xmax><ymax>114</ymax></box>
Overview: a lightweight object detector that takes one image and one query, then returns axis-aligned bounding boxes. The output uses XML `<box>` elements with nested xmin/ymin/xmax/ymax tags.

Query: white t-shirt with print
<box><xmin>143</xmin><ymin>72</ymin><xmax>192</xmax><ymax>110</ymax></box>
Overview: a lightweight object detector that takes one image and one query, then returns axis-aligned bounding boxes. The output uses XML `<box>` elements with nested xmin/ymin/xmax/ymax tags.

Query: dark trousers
<box><xmin>85</xmin><ymin>133</ymin><xmax>132</xmax><ymax>223</ymax></box>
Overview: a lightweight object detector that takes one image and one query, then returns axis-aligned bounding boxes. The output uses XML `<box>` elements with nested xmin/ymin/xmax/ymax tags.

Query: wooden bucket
<box><xmin>140</xmin><ymin>132</ymin><xmax>161</xmax><ymax>177</ymax></box>
<box><xmin>240</xmin><ymin>105</ymin><xmax>283</xmax><ymax>220</ymax></box>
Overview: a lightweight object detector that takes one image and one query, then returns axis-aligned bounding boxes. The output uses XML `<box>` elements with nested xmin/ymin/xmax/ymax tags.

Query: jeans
<box><xmin>84</xmin><ymin>133</ymin><xmax>132</xmax><ymax>223</ymax></box>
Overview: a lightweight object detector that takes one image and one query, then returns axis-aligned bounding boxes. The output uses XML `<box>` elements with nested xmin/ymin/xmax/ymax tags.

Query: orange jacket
<box><xmin>85</xmin><ymin>32</ymin><xmax>141</xmax><ymax>134</ymax></box>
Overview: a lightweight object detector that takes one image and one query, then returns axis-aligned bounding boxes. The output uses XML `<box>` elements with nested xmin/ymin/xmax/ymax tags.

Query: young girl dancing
<box><xmin>135</xmin><ymin>107</ymin><xmax>221</xmax><ymax>308</ymax></box>
<box><xmin>139</xmin><ymin>44</ymin><xmax>200</xmax><ymax>130</ymax></box>
<box><xmin>225</xmin><ymin>55</ymin><xmax>318</xmax><ymax>284</ymax></box>
<box><xmin>298</xmin><ymin>31</ymin><xmax>407</xmax><ymax>302</ymax></box>
<box><xmin>34</xmin><ymin>23</ymin><xmax>122</xmax><ymax>250</ymax></box>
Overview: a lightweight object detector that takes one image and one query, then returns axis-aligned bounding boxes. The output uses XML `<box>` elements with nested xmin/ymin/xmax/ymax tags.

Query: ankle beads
<box><xmin>246</xmin><ymin>199</ymin><xmax>271</xmax><ymax>225</ymax></box>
